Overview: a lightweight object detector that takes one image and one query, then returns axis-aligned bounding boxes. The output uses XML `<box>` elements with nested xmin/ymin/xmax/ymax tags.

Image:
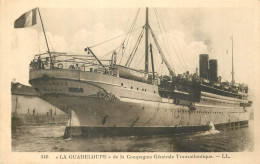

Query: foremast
<box><xmin>231</xmin><ymin>36</ymin><xmax>235</xmax><ymax>85</ymax></box>
<box><xmin>145</xmin><ymin>7</ymin><xmax>149</xmax><ymax>73</ymax></box>
<box><xmin>144</xmin><ymin>7</ymin><xmax>175</xmax><ymax>77</ymax></box>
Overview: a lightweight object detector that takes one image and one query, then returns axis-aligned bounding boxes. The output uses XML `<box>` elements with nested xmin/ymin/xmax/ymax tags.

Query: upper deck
<box><xmin>30</xmin><ymin>52</ymin><xmax>250</xmax><ymax>103</ymax></box>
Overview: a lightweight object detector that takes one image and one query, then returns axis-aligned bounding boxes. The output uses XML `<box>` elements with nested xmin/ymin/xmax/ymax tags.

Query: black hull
<box><xmin>64</xmin><ymin>120</ymin><xmax>249</xmax><ymax>138</ymax></box>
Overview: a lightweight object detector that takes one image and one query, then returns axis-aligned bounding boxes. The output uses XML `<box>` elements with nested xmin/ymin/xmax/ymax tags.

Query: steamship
<box><xmin>24</xmin><ymin>8</ymin><xmax>252</xmax><ymax>137</ymax></box>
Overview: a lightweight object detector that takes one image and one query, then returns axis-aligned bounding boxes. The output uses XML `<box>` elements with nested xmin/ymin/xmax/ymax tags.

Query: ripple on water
<box><xmin>12</xmin><ymin>121</ymin><xmax>254</xmax><ymax>152</ymax></box>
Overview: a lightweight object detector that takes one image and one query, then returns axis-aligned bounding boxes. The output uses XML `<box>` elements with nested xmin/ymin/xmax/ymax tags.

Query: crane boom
<box><xmin>149</xmin><ymin>26</ymin><xmax>175</xmax><ymax>76</ymax></box>
<box><xmin>84</xmin><ymin>47</ymin><xmax>106</xmax><ymax>69</ymax></box>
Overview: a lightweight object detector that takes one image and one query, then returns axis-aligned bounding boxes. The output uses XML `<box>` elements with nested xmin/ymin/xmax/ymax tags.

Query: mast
<box><xmin>231</xmin><ymin>36</ymin><xmax>235</xmax><ymax>85</ymax></box>
<box><xmin>145</xmin><ymin>7</ymin><xmax>149</xmax><ymax>73</ymax></box>
<box><xmin>150</xmin><ymin>44</ymin><xmax>155</xmax><ymax>81</ymax></box>
<box><xmin>37</xmin><ymin>8</ymin><xmax>53</xmax><ymax>69</ymax></box>
<box><xmin>15</xmin><ymin>95</ymin><xmax>18</xmax><ymax>115</ymax></box>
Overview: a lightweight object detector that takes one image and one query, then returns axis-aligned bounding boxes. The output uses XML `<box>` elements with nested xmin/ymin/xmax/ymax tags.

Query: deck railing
<box><xmin>30</xmin><ymin>52</ymin><xmax>112</xmax><ymax>73</ymax></box>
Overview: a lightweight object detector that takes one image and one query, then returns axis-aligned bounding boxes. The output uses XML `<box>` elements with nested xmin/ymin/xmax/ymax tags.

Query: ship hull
<box><xmin>40</xmin><ymin>94</ymin><xmax>250</xmax><ymax>138</ymax></box>
<box><xmin>64</xmin><ymin>121</ymin><xmax>249</xmax><ymax>138</ymax></box>
<box><xmin>29</xmin><ymin>70</ymin><xmax>252</xmax><ymax>138</ymax></box>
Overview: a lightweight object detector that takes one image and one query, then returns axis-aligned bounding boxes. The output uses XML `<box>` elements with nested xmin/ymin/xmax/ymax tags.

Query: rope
<box><xmin>164</xmin><ymin>9</ymin><xmax>188</xmax><ymax>70</ymax></box>
<box><xmin>89</xmin><ymin>26</ymin><xmax>142</xmax><ymax>49</ymax></box>
<box><xmin>153</xmin><ymin>9</ymin><xmax>183</xmax><ymax>72</ymax></box>
<box><xmin>99</xmin><ymin>43</ymin><xmax>123</xmax><ymax>59</ymax></box>
<box><xmin>120</xmin><ymin>8</ymin><xmax>141</xmax><ymax>64</ymax></box>
<box><xmin>118</xmin><ymin>8</ymin><xmax>134</xmax><ymax>63</ymax></box>
<box><xmin>122</xmin><ymin>8</ymin><xmax>141</xmax><ymax>53</ymax></box>
<box><xmin>155</xmin><ymin>9</ymin><xmax>188</xmax><ymax>72</ymax></box>
<box><xmin>125</xmin><ymin>27</ymin><xmax>145</xmax><ymax>67</ymax></box>
<box><xmin>157</xmin><ymin>9</ymin><xmax>188</xmax><ymax>71</ymax></box>
<box><xmin>154</xmin><ymin>9</ymin><xmax>183</xmax><ymax>72</ymax></box>
<box><xmin>136</xmin><ymin>52</ymin><xmax>145</xmax><ymax>68</ymax></box>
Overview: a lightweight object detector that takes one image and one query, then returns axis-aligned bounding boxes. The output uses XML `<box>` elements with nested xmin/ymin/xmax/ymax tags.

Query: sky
<box><xmin>2</xmin><ymin>1</ymin><xmax>259</xmax><ymax>94</ymax></box>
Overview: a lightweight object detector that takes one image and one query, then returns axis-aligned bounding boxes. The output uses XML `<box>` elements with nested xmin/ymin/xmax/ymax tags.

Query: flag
<box><xmin>14</xmin><ymin>8</ymin><xmax>37</xmax><ymax>28</ymax></box>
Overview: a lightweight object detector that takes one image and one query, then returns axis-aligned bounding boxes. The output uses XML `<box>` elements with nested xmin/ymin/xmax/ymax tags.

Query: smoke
<box><xmin>179</xmin><ymin>9</ymin><xmax>213</xmax><ymax>54</ymax></box>
<box><xmin>203</xmin><ymin>39</ymin><xmax>212</xmax><ymax>51</ymax></box>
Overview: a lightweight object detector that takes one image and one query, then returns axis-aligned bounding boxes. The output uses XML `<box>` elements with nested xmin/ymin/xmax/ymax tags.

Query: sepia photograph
<box><xmin>1</xmin><ymin>0</ymin><xmax>259</xmax><ymax>163</ymax></box>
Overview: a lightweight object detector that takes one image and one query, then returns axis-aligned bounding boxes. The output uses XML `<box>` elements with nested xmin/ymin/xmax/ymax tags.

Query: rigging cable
<box><xmin>99</xmin><ymin>43</ymin><xmax>124</xmax><ymax>59</ymax></box>
<box><xmin>136</xmin><ymin>52</ymin><xmax>145</xmax><ymax>68</ymax></box>
<box><xmin>156</xmin><ymin>9</ymin><xmax>188</xmax><ymax>72</ymax></box>
<box><xmin>120</xmin><ymin>8</ymin><xmax>141</xmax><ymax>61</ymax></box>
<box><xmin>153</xmin><ymin>8</ymin><xmax>183</xmax><ymax>72</ymax></box>
<box><xmin>154</xmin><ymin>8</ymin><xmax>186</xmax><ymax>72</ymax></box>
<box><xmin>157</xmin><ymin>9</ymin><xmax>188</xmax><ymax>71</ymax></box>
<box><xmin>119</xmin><ymin>8</ymin><xmax>141</xmax><ymax>64</ymax></box>
<box><xmin>153</xmin><ymin>8</ymin><xmax>180</xmax><ymax>71</ymax></box>
<box><xmin>126</xmin><ymin>27</ymin><xmax>145</xmax><ymax>67</ymax></box>
<box><xmin>164</xmin><ymin>9</ymin><xmax>188</xmax><ymax>70</ymax></box>
<box><xmin>118</xmin><ymin>8</ymin><xmax>134</xmax><ymax>62</ymax></box>
<box><xmin>88</xmin><ymin>26</ymin><xmax>142</xmax><ymax>49</ymax></box>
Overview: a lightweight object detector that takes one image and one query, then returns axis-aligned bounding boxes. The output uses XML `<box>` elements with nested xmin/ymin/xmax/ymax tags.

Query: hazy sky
<box><xmin>3</xmin><ymin>2</ymin><xmax>259</xmax><ymax>92</ymax></box>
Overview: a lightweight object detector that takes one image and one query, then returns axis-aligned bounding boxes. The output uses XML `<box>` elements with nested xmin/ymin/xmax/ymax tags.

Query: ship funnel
<box><xmin>199</xmin><ymin>54</ymin><xmax>209</xmax><ymax>79</ymax></box>
<box><xmin>209</xmin><ymin>59</ymin><xmax>218</xmax><ymax>82</ymax></box>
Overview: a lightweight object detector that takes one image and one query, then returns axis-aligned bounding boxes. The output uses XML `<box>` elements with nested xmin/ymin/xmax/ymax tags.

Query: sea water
<box><xmin>12</xmin><ymin>120</ymin><xmax>254</xmax><ymax>152</ymax></box>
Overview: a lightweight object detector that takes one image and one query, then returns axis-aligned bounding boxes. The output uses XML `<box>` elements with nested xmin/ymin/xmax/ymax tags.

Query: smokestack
<box><xmin>209</xmin><ymin>59</ymin><xmax>218</xmax><ymax>82</ymax></box>
<box><xmin>199</xmin><ymin>54</ymin><xmax>209</xmax><ymax>79</ymax></box>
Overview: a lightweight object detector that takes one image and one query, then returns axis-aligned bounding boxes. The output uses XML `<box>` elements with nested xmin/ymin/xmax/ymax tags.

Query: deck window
<box><xmin>68</xmin><ymin>87</ymin><xmax>84</xmax><ymax>92</ymax></box>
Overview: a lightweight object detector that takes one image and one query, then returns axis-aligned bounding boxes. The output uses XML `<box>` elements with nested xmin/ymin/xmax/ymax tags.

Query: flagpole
<box><xmin>37</xmin><ymin>7</ymin><xmax>53</xmax><ymax>69</ymax></box>
<box><xmin>231</xmin><ymin>35</ymin><xmax>234</xmax><ymax>85</ymax></box>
